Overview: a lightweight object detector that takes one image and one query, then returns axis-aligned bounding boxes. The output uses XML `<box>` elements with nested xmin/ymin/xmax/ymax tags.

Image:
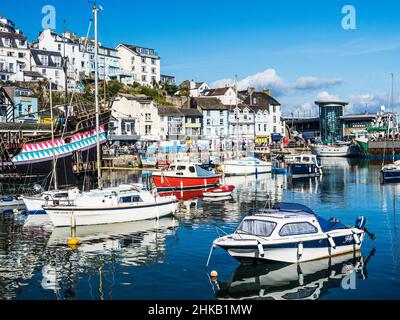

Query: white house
<box><xmin>30</xmin><ymin>49</ymin><xmax>65</xmax><ymax>89</ymax></box>
<box><xmin>239</xmin><ymin>89</ymin><xmax>285</xmax><ymax>140</ymax></box>
<box><xmin>0</xmin><ymin>20</ymin><xmax>30</xmax><ymax>82</ymax></box>
<box><xmin>157</xmin><ymin>105</ymin><xmax>185</xmax><ymax>142</ymax></box>
<box><xmin>202</xmin><ymin>87</ymin><xmax>237</xmax><ymax>105</ymax></box>
<box><xmin>116</xmin><ymin>44</ymin><xmax>160</xmax><ymax>86</ymax></box>
<box><xmin>178</xmin><ymin>80</ymin><xmax>209</xmax><ymax>97</ymax></box>
<box><xmin>110</xmin><ymin>93</ymin><xmax>161</xmax><ymax>143</ymax></box>
<box><xmin>192</xmin><ymin>97</ymin><xmax>229</xmax><ymax>151</ymax></box>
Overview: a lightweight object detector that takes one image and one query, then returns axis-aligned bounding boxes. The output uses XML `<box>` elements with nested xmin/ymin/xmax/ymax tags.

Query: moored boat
<box><xmin>43</xmin><ymin>184</ymin><xmax>177</xmax><ymax>227</ymax></box>
<box><xmin>381</xmin><ymin>161</ymin><xmax>400</xmax><ymax>183</ymax></box>
<box><xmin>203</xmin><ymin>185</ymin><xmax>235</xmax><ymax>198</ymax></box>
<box><xmin>152</xmin><ymin>162</ymin><xmax>221</xmax><ymax>191</ymax></box>
<box><xmin>209</xmin><ymin>202</ymin><xmax>371</xmax><ymax>264</ymax></box>
<box><xmin>221</xmin><ymin>157</ymin><xmax>272</xmax><ymax>176</ymax></box>
<box><xmin>287</xmin><ymin>154</ymin><xmax>322</xmax><ymax>178</ymax></box>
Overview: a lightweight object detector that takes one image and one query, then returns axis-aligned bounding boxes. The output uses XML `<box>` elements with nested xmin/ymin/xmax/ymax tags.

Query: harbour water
<box><xmin>0</xmin><ymin>158</ymin><xmax>399</xmax><ymax>300</ymax></box>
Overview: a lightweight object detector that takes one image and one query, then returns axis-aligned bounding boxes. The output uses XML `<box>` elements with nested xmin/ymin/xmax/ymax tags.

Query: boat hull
<box><xmin>287</xmin><ymin>163</ymin><xmax>322</xmax><ymax>178</ymax></box>
<box><xmin>222</xmin><ymin>164</ymin><xmax>272</xmax><ymax>176</ymax></box>
<box><xmin>381</xmin><ymin>169</ymin><xmax>400</xmax><ymax>183</ymax></box>
<box><xmin>44</xmin><ymin>198</ymin><xmax>177</xmax><ymax>227</ymax></box>
<box><xmin>217</xmin><ymin>231</ymin><xmax>365</xmax><ymax>264</ymax></box>
<box><xmin>152</xmin><ymin>175</ymin><xmax>221</xmax><ymax>191</ymax></box>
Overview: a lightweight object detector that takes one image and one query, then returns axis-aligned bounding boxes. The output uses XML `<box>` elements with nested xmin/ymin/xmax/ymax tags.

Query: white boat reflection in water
<box><xmin>42</xmin><ymin>218</ymin><xmax>177</xmax><ymax>294</ymax></box>
<box><xmin>215</xmin><ymin>249</ymin><xmax>375</xmax><ymax>300</ymax></box>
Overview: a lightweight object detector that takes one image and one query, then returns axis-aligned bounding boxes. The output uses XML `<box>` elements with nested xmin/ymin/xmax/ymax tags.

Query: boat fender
<box><xmin>297</xmin><ymin>242</ymin><xmax>304</xmax><ymax>261</ymax></box>
<box><xmin>328</xmin><ymin>236</ymin><xmax>336</xmax><ymax>249</ymax></box>
<box><xmin>352</xmin><ymin>231</ymin><xmax>361</xmax><ymax>245</ymax></box>
<box><xmin>355</xmin><ymin>216</ymin><xmax>367</xmax><ymax>230</ymax></box>
<box><xmin>257</xmin><ymin>241</ymin><xmax>265</xmax><ymax>257</ymax></box>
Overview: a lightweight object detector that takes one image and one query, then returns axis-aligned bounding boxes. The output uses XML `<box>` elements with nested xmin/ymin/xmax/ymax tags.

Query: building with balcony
<box><xmin>191</xmin><ymin>97</ymin><xmax>229</xmax><ymax>151</ymax></box>
<box><xmin>157</xmin><ymin>105</ymin><xmax>185</xmax><ymax>142</ymax></box>
<box><xmin>180</xmin><ymin>108</ymin><xmax>203</xmax><ymax>143</ymax></box>
<box><xmin>116</xmin><ymin>44</ymin><xmax>160</xmax><ymax>86</ymax></box>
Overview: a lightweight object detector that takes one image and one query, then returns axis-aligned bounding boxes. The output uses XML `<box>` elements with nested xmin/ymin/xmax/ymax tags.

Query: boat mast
<box><xmin>93</xmin><ymin>4</ymin><xmax>102</xmax><ymax>189</ymax></box>
<box><xmin>49</xmin><ymin>80</ymin><xmax>58</xmax><ymax>190</ymax></box>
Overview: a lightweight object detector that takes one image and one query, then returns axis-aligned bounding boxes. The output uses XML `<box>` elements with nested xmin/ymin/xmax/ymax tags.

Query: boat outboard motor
<box><xmin>355</xmin><ymin>216</ymin><xmax>376</xmax><ymax>240</ymax></box>
<box><xmin>355</xmin><ymin>216</ymin><xmax>367</xmax><ymax>230</ymax></box>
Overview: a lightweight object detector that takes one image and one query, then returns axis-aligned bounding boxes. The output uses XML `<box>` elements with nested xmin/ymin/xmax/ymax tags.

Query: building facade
<box><xmin>180</xmin><ymin>108</ymin><xmax>203</xmax><ymax>143</ymax></box>
<box><xmin>116</xmin><ymin>44</ymin><xmax>160</xmax><ymax>86</ymax></box>
<box><xmin>203</xmin><ymin>87</ymin><xmax>237</xmax><ymax>105</ymax></box>
<box><xmin>110</xmin><ymin>93</ymin><xmax>161</xmax><ymax>143</ymax></box>
<box><xmin>315</xmin><ymin>100</ymin><xmax>348</xmax><ymax>141</ymax></box>
<box><xmin>192</xmin><ymin>97</ymin><xmax>229</xmax><ymax>151</ymax></box>
<box><xmin>0</xmin><ymin>86</ymin><xmax>38</xmax><ymax>123</ymax></box>
<box><xmin>0</xmin><ymin>28</ymin><xmax>30</xmax><ymax>82</ymax></box>
<box><xmin>158</xmin><ymin>105</ymin><xmax>185</xmax><ymax>142</ymax></box>
<box><xmin>30</xmin><ymin>49</ymin><xmax>66</xmax><ymax>89</ymax></box>
<box><xmin>179</xmin><ymin>80</ymin><xmax>209</xmax><ymax>97</ymax></box>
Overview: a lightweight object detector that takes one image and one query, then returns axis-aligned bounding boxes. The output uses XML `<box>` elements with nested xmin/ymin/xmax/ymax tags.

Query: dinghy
<box><xmin>203</xmin><ymin>185</ymin><xmax>235</xmax><ymax>198</ymax></box>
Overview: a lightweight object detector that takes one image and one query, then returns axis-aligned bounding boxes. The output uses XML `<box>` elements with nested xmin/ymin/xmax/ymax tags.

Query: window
<box><xmin>145</xmin><ymin>113</ymin><xmax>151</xmax><ymax>121</ymax></box>
<box><xmin>151</xmin><ymin>58</ymin><xmax>156</xmax><ymax>65</ymax></box>
<box><xmin>279</xmin><ymin>222</ymin><xmax>318</xmax><ymax>237</ymax></box>
<box><xmin>145</xmin><ymin>125</ymin><xmax>151</xmax><ymax>135</ymax></box>
<box><xmin>40</xmin><ymin>55</ymin><xmax>49</xmax><ymax>66</ymax></box>
<box><xmin>273</xmin><ymin>105</ymin><xmax>276</xmax><ymax>113</ymax></box>
<box><xmin>177</xmin><ymin>166</ymin><xmax>186</xmax><ymax>171</ymax></box>
<box><xmin>206</xmin><ymin>119</ymin><xmax>211</xmax><ymax>126</ymax></box>
<box><xmin>4</xmin><ymin>38</ymin><xmax>10</xmax><ymax>47</ymax></box>
<box><xmin>220</xmin><ymin>118</ymin><xmax>223</xmax><ymax>125</ymax></box>
<box><xmin>142</xmin><ymin>75</ymin><xmax>147</xmax><ymax>81</ymax></box>
<box><xmin>7</xmin><ymin>51</ymin><xmax>14</xmax><ymax>57</ymax></box>
<box><xmin>273</xmin><ymin>116</ymin><xmax>277</xmax><ymax>123</ymax></box>
<box><xmin>20</xmin><ymin>40</ymin><xmax>26</xmax><ymax>46</ymax></box>
<box><xmin>142</xmin><ymin>66</ymin><xmax>146</xmax><ymax>73</ymax></box>
<box><xmin>18</xmin><ymin>52</ymin><xmax>25</xmax><ymax>58</ymax></box>
<box><xmin>120</xmin><ymin>195</ymin><xmax>143</xmax><ymax>203</ymax></box>
<box><xmin>42</xmin><ymin>69</ymin><xmax>47</xmax><ymax>75</ymax></box>
<box><xmin>237</xmin><ymin>219</ymin><xmax>276</xmax><ymax>237</ymax></box>
<box><xmin>58</xmin><ymin>44</ymin><xmax>62</xmax><ymax>51</ymax></box>
<box><xmin>141</xmin><ymin>57</ymin><xmax>146</xmax><ymax>63</ymax></box>
<box><xmin>207</xmin><ymin>110</ymin><xmax>211</xmax><ymax>116</ymax></box>
<box><xmin>55</xmin><ymin>70</ymin><xmax>59</xmax><ymax>78</ymax></box>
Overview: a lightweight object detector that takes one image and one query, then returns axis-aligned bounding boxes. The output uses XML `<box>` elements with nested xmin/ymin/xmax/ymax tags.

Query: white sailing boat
<box><xmin>43</xmin><ymin>5</ymin><xmax>177</xmax><ymax>227</ymax></box>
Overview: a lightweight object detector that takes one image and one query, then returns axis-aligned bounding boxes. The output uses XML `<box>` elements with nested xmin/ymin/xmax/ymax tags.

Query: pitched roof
<box><xmin>30</xmin><ymin>49</ymin><xmax>63</xmax><ymax>68</ymax></box>
<box><xmin>191</xmin><ymin>97</ymin><xmax>228</xmax><ymax>110</ymax></box>
<box><xmin>114</xmin><ymin>93</ymin><xmax>153</xmax><ymax>103</ymax></box>
<box><xmin>0</xmin><ymin>31</ymin><xmax>27</xmax><ymax>48</ymax></box>
<box><xmin>179</xmin><ymin>108</ymin><xmax>203</xmax><ymax>117</ymax></box>
<box><xmin>157</xmin><ymin>105</ymin><xmax>183</xmax><ymax>116</ymax></box>
<box><xmin>239</xmin><ymin>90</ymin><xmax>281</xmax><ymax>106</ymax></box>
<box><xmin>203</xmin><ymin>87</ymin><xmax>232</xmax><ymax>96</ymax></box>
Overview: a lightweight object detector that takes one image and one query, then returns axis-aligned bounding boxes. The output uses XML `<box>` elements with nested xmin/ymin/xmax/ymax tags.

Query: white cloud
<box><xmin>211</xmin><ymin>69</ymin><xmax>287</xmax><ymax>95</ymax></box>
<box><xmin>211</xmin><ymin>70</ymin><xmax>342</xmax><ymax>96</ymax></box>
<box><xmin>316</xmin><ymin>91</ymin><xmax>340</xmax><ymax>101</ymax></box>
<box><xmin>293</xmin><ymin>76</ymin><xmax>343</xmax><ymax>90</ymax></box>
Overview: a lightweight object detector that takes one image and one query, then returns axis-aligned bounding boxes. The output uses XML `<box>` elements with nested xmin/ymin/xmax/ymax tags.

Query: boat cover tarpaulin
<box><xmin>317</xmin><ymin>217</ymin><xmax>347</xmax><ymax>233</ymax></box>
<box><xmin>196</xmin><ymin>165</ymin><xmax>218</xmax><ymax>177</ymax></box>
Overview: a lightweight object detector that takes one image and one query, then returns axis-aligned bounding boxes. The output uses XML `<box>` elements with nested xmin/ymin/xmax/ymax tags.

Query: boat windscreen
<box><xmin>272</xmin><ymin>202</ymin><xmax>316</xmax><ymax>215</ymax></box>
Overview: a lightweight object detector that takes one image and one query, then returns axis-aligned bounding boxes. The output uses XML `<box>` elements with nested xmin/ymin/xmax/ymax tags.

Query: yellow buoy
<box><xmin>210</xmin><ymin>270</ymin><xmax>218</xmax><ymax>280</ymax></box>
<box><xmin>68</xmin><ymin>237</ymin><xmax>80</xmax><ymax>246</ymax></box>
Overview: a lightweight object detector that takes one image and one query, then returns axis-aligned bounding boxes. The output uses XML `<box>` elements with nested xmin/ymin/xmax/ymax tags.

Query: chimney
<box><xmin>263</xmin><ymin>89</ymin><xmax>271</xmax><ymax>96</ymax></box>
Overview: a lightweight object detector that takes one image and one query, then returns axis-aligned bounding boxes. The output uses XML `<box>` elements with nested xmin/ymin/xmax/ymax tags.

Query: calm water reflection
<box><xmin>0</xmin><ymin>158</ymin><xmax>399</xmax><ymax>300</ymax></box>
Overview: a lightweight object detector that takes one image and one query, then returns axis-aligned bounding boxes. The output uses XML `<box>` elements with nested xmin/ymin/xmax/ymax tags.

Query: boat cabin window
<box><xmin>237</xmin><ymin>219</ymin><xmax>276</xmax><ymax>237</ymax></box>
<box><xmin>119</xmin><ymin>195</ymin><xmax>143</xmax><ymax>204</ymax></box>
<box><xmin>170</xmin><ymin>165</ymin><xmax>176</xmax><ymax>170</ymax></box>
<box><xmin>177</xmin><ymin>166</ymin><xmax>186</xmax><ymax>171</ymax></box>
<box><xmin>303</xmin><ymin>157</ymin><xmax>310</xmax><ymax>162</ymax></box>
<box><xmin>279</xmin><ymin>222</ymin><xmax>318</xmax><ymax>237</ymax></box>
<box><xmin>189</xmin><ymin>166</ymin><xmax>196</xmax><ymax>173</ymax></box>
<box><xmin>54</xmin><ymin>193</ymin><xmax>69</xmax><ymax>198</ymax></box>
<box><xmin>295</xmin><ymin>157</ymin><xmax>301</xmax><ymax>162</ymax></box>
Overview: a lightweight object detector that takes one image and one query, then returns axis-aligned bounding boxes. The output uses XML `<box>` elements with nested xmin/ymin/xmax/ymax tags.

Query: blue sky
<box><xmin>1</xmin><ymin>0</ymin><xmax>400</xmax><ymax>115</ymax></box>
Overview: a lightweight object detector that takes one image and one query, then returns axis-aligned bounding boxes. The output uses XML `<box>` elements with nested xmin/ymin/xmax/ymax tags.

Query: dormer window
<box><xmin>4</xmin><ymin>38</ymin><xmax>11</xmax><ymax>47</ymax></box>
<box><xmin>40</xmin><ymin>55</ymin><xmax>49</xmax><ymax>66</ymax></box>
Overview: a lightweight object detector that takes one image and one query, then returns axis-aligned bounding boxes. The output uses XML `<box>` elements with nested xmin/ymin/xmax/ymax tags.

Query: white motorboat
<box><xmin>203</xmin><ymin>185</ymin><xmax>235</xmax><ymax>198</ymax></box>
<box><xmin>310</xmin><ymin>143</ymin><xmax>360</xmax><ymax>157</ymax></box>
<box><xmin>222</xmin><ymin>157</ymin><xmax>272</xmax><ymax>176</ymax></box>
<box><xmin>43</xmin><ymin>184</ymin><xmax>177</xmax><ymax>227</ymax></box>
<box><xmin>208</xmin><ymin>202</ymin><xmax>371</xmax><ymax>264</ymax></box>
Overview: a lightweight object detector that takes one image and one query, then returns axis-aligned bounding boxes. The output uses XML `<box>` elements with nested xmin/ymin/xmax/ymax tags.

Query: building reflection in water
<box><xmin>214</xmin><ymin>249</ymin><xmax>375</xmax><ymax>300</ymax></box>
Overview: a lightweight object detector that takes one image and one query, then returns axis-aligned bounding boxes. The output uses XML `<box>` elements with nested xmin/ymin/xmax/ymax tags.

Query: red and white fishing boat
<box><xmin>152</xmin><ymin>162</ymin><xmax>221</xmax><ymax>191</ymax></box>
<box><xmin>203</xmin><ymin>185</ymin><xmax>235</xmax><ymax>198</ymax></box>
